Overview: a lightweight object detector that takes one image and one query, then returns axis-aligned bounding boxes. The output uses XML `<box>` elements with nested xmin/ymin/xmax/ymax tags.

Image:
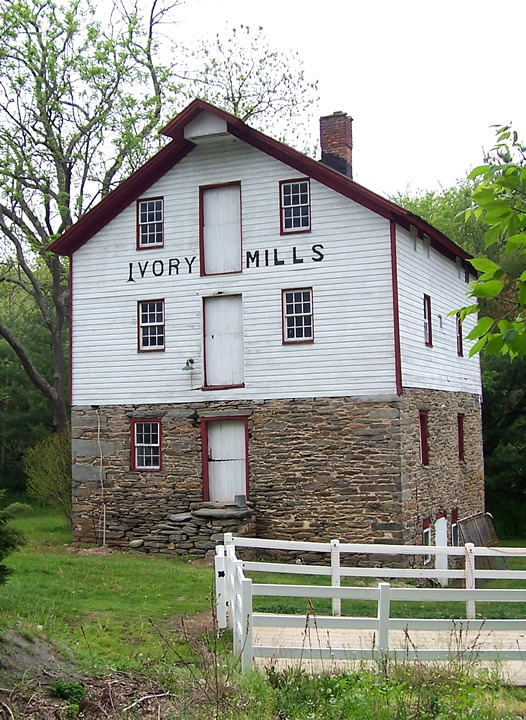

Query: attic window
<box><xmin>137</xmin><ymin>198</ymin><xmax>164</xmax><ymax>249</ymax></box>
<box><xmin>280</xmin><ymin>179</ymin><xmax>310</xmax><ymax>234</ymax></box>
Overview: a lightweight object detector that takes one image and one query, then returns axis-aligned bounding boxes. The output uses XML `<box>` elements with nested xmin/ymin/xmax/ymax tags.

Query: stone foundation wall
<box><xmin>70</xmin><ymin>391</ymin><xmax>484</xmax><ymax>556</ymax></box>
<box><xmin>399</xmin><ymin>388</ymin><xmax>485</xmax><ymax>546</ymax></box>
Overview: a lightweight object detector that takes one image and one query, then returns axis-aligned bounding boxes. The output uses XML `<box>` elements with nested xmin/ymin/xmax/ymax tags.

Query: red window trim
<box><xmin>202</xmin><ymin>295</ymin><xmax>244</xmax><ymax>389</ymax></box>
<box><xmin>137</xmin><ymin>299</ymin><xmax>166</xmax><ymax>353</ymax></box>
<box><xmin>279</xmin><ymin>178</ymin><xmax>311</xmax><ymax>235</ymax></box>
<box><xmin>457</xmin><ymin>413</ymin><xmax>465</xmax><ymax>461</ymax></box>
<box><xmin>456</xmin><ymin>313</ymin><xmax>464</xmax><ymax>357</ymax></box>
<box><xmin>419</xmin><ymin>410</ymin><xmax>429</xmax><ymax>465</ymax></box>
<box><xmin>199</xmin><ymin>181</ymin><xmax>243</xmax><ymax>277</ymax></box>
<box><xmin>136</xmin><ymin>196</ymin><xmax>164</xmax><ymax>250</ymax></box>
<box><xmin>281</xmin><ymin>287</ymin><xmax>315</xmax><ymax>345</ymax></box>
<box><xmin>201</xmin><ymin>416</ymin><xmax>250</xmax><ymax>502</ymax></box>
<box><xmin>423</xmin><ymin>294</ymin><xmax>432</xmax><ymax>347</ymax></box>
<box><xmin>130</xmin><ymin>418</ymin><xmax>162</xmax><ymax>472</ymax></box>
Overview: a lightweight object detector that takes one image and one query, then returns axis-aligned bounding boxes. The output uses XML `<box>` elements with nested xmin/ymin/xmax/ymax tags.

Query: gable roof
<box><xmin>49</xmin><ymin>98</ymin><xmax>470</xmax><ymax>263</ymax></box>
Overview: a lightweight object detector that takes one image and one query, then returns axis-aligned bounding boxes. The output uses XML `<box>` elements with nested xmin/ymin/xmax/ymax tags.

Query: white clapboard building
<box><xmin>50</xmin><ymin>99</ymin><xmax>484</xmax><ymax>556</ymax></box>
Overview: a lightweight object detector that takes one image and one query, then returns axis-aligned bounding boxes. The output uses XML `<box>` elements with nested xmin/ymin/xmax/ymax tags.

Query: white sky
<box><xmin>177</xmin><ymin>0</ymin><xmax>525</xmax><ymax>198</ymax></box>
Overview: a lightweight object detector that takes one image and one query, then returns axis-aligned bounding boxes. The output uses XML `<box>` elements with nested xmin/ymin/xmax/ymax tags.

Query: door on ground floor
<box><xmin>202</xmin><ymin>417</ymin><xmax>249</xmax><ymax>503</ymax></box>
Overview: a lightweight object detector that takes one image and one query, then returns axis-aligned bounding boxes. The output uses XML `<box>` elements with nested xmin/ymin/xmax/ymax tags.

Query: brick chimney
<box><xmin>319</xmin><ymin>111</ymin><xmax>353</xmax><ymax>178</ymax></box>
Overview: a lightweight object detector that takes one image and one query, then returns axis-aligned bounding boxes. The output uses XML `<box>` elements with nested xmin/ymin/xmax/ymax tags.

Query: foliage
<box><xmin>459</xmin><ymin>125</ymin><xmax>526</xmax><ymax>358</ymax></box>
<box><xmin>0</xmin><ymin>2</ymin><xmax>319</xmax><ymax>438</ymax></box>
<box><xmin>183</xmin><ymin>24</ymin><xmax>319</xmax><ymax>153</ymax></box>
<box><xmin>393</xmin><ymin>181</ymin><xmax>487</xmax><ymax>256</ymax></box>
<box><xmin>24</xmin><ymin>432</ymin><xmax>72</xmax><ymax>525</ymax></box>
<box><xmin>0</xmin><ymin>489</ymin><xmax>26</xmax><ymax>586</ymax></box>
<box><xmin>0</xmin><ymin>275</ymin><xmax>54</xmax><ymax>490</ymax></box>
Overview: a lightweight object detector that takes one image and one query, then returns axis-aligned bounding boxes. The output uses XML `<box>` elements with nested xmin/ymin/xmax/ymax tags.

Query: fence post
<box><xmin>464</xmin><ymin>542</ymin><xmax>476</xmax><ymax>619</ymax></box>
<box><xmin>225</xmin><ymin>542</ymin><xmax>236</xmax><ymax>629</ymax></box>
<box><xmin>434</xmin><ymin>515</ymin><xmax>448</xmax><ymax>586</ymax></box>
<box><xmin>232</xmin><ymin>560</ymin><xmax>244</xmax><ymax>657</ymax></box>
<box><xmin>215</xmin><ymin>545</ymin><xmax>227</xmax><ymax>629</ymax></box>
<box><xmin>331</xmin><ymin>539</ymin><xmax>341</xmax><ymax>616</ymax></box>
<box><xmin>377</xmin><ymin>582</ymin><xmax>391</xmax><ymax>664</ymax></box>
<box><xmin>241</xmin><ymin>577</ymin><xmax>253</xmax><ymax>672</ymax></box>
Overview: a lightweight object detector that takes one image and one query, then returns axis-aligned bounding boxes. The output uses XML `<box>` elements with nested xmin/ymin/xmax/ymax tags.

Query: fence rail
<box><xmin>215</xmin><ymin>535</ymin><xmax>526</xmax><ymax>671</ymax></box>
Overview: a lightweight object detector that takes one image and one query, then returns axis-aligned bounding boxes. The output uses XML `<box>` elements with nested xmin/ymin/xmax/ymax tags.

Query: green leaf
<box><xmin>471</xmin><ymin>279</ymin><xmax>505</xmax><ymax>298</ymax></box>
<box><xmin>506</xmin><ymin>233</ymin><xmax>526</xmax><ymax>249</ymax></box>
<box><xmin>519</xmin><ymin>281</ymin><xmax>526</xmax><ymax>307</ymax></box>
<box><xmin>469</xmin><ymin>335</ymin><xmax>488</xmax><ymax>357</ymax></box>
<box><xmin>483</xmin><ymin>225</ymin><xmax>501</xmax><ymax>247</ymax></box>
<box><xmin>503</xmin><ymin>328</ymin><xmax>519</xmax><ymax>343</ymax></box>
<box><xmin>468</xmin><ymin>165</ymin><xmax>489</xmax><ymax>179</ymax></box>
<box><xmin>468</xmin><ymin>257</ymin><xmax>501</xmax><ymax>274</ymax></box>
<box><xmin>466</xmin><ymin>316</ymin><xmax>494</xmax><ymax>340</ymax></box>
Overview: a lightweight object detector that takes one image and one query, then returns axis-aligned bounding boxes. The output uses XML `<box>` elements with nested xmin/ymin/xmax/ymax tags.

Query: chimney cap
<box><xmin>320</xmin><ymin>110</ymin><xmax>353</xmax><ymax>120</ymax></box>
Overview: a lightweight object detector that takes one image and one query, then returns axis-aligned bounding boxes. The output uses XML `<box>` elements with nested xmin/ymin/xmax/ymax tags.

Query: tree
<box><xmin>0</xmin><ymin>491</ymin><xmax>26</xmax><ymax>586</ymax></box>
<box><xmin>0</xmin><ymin>1</ymin><xmax>319</xmax><ymax>434</ymax></box>
<box><xmin>459</xmin><ymin>125</ymin><xmax>526</xmax><ymax>358</ymax></box>
<box><xmin>183</xmin><ymin>24</ymin><xmax>319</xmax><ymax>152</ymax></box>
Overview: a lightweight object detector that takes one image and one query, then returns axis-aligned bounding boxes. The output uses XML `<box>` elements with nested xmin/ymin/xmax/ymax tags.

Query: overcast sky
<box><xmin>177</xmin><ymin>0</ymin><xmax>525</xmax><ymax>198</ymax></box>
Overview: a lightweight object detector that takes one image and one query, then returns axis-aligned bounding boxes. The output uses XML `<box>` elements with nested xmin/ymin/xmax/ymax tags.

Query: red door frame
<box><xmin>201</xmin><ymin>416</ymin><xmax>250</xmax><ymax>502</ymax></box>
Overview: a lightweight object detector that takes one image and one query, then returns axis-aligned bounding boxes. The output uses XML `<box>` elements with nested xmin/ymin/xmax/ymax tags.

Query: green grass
<box><xmin>2</xmin><ymin>507</ymin><xmax>526</xmax><ymax>718</ymax></box>
<box><xmin>2</xmin><ymin>506</ymin><xmax>214</xmax><ymax>671</ymax></box>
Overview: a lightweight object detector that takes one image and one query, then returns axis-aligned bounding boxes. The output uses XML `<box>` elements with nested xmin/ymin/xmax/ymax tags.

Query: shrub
<box><xmin>24</xmin><ymin>431</ymin><xmax>72</xmax><ymax>525</ymax></box>
<box><xmin>0</xmin><ymin>489</ymin><xmax>26</xmax><ymax>586</ymax></box>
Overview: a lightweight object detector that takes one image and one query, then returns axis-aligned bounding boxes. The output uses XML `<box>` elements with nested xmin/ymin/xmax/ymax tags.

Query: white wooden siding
<box><xmin>396</xmin><ymin>226</ymin><xmax>481</xmax><ymax>394</ymax></box>
<box><xmin>72</xmin><ymin>137</ymin><xmax>396</xmax><ymax>404</ymax></box>
<box><xmin>204</xmin><ymin>295</ymin><xmax>244</xmax><ymax>386</ymax></box>
<box><xmin>202</xmin><ymin>185</ymin><xmax>241</xmax><ymax>274</ymax></box>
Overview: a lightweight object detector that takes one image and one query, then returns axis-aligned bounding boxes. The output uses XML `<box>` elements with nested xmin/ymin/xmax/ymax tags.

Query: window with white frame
<box><xmin>451</xmin><ymin>508</ymin><xmax>460</xmax><ymax>546</ymax></box>
<box><xmin>138</xmin><ymin>300</ymin><xmax>165</xmax><ymax>351</ymax></box>
<box><xmin>280</xmin><ymin>179</ymin><xmax>310</xmax><ymax>233</ymax></box>
<box><xmin>423</xmin><ymin>518</ymin><xmax>431</xmax><ymax>564</ymax></box>
<box><xmin>282</xmin><ymin>288</ymin><xmax>313</xmax><ymax>343</ymax></box>
<box><xmin>137</xmin><ymin>198</ymin><xmax>164</xmax><ymax>248</ymax></box>
<box><xmin>131</xmin><ymin>419</ymin><xmax>161</xmax><ymax>470</ymax></box>
<box><xmin>423</xmin><ymin>294</ymin><xmax>432</xmax><ymax>347</ymax></box>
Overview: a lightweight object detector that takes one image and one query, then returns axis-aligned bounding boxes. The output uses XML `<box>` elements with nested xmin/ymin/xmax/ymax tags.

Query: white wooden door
<box><xmin>204</xmin><ymin>295</ymin><xmax>244</xmax><ymax>387</ymax></box>
<box><xmin>202</xmin><ymin>185</ymin><xmax>241</xmax><ymax>274</ymax></box>
<box><xmin>207</xmin><ymin>420</ymin><xmax>247</xmax><ymax>503</ymax></box>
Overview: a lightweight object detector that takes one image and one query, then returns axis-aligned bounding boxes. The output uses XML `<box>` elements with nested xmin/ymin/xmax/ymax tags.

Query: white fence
<box><xmin>214</xmin><ymin>534</ymin><xmax>526</xmax><ymax>671</ymax></box>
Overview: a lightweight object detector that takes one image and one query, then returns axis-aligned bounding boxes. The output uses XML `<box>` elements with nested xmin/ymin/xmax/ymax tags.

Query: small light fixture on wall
<box><xmin>182</xmin><ymin>358</ymin><xmax>195</xmax><ymax>371</ymax></box>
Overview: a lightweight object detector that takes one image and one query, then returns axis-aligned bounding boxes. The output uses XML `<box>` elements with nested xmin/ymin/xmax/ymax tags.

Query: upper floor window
<box><xmin>137</xmin><ymin>198</ymin><xmax>164</xmax><ymax>249</ymax></box>
<box><xmin>131</xmin><ymin>419</ymin><xmax>161</xmax><ymax>471</ymax></box>
<box><xmin>282</xmin><ymin>288</ymin><xmax>314</xmax><ymax>343</ymax></box>
<box><xmin>280</xmin><ymin>179</ymin><xmax>310</xmax><ymax>234</ymax></box>
<box><xmin>138</xmin><ymin>299</ymin><xmax>165</xmax><ymax>351</ymax></box>
<box><xmin>423</xmin><ymin>294</ymin><xmax>432</xmax><ymax>347</ymax></box>
<box><xmin>456</xmin><ymin>314</ymin><xmax>464</xmax><ymax>356</ymax></box>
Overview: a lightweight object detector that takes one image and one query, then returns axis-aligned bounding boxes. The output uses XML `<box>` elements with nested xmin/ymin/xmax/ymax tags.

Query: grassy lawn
<box><xmin>1</xmin><ymin>506</ymin><xmax>526</xmax><ymax>718</ymax></box>
<box><xmin>2</xmin><ymin>506</ymin><xmax>214</xmax><ymax>672</ymax></box>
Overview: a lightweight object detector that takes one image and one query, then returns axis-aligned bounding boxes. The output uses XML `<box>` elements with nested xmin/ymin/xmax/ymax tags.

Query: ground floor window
<box><xmin>423</xmin><ymin>518</ymin><xmax>431</xmax><ymax>564</ymax></box>
<box><xmin>131</xmin><ymin>419</ymin><xmax>161</xmax><ymax>470</ymax></box>
<box><xmin>451</xmin><ymin>508</ymin><xmax>459</xmax><ymax>546</ymax></box>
